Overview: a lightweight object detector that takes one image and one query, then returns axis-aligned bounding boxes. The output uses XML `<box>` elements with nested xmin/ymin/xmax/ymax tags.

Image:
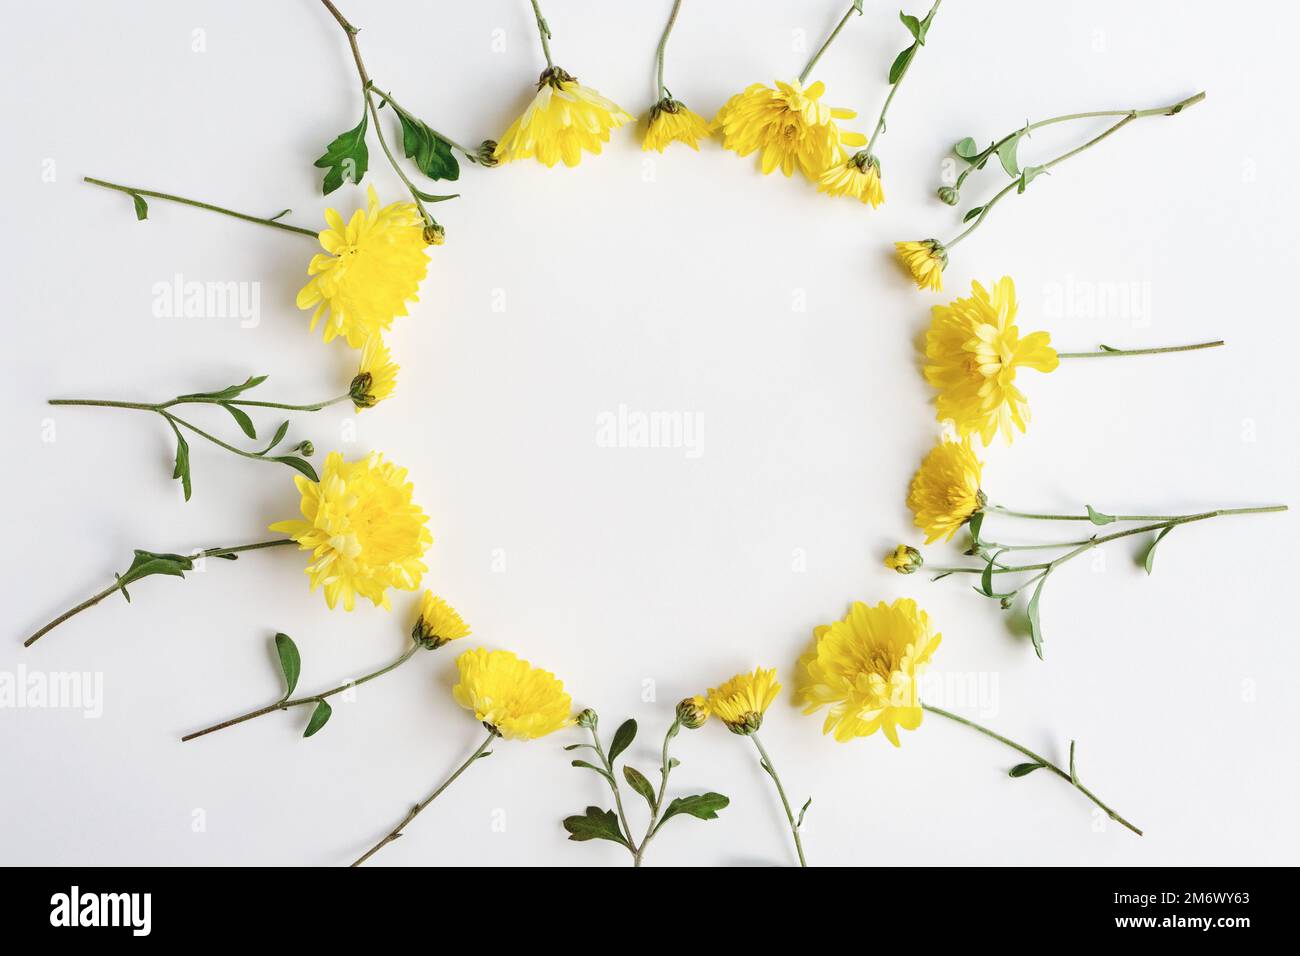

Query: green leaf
<box><xmin>410</xmin><ymin>187</ymin><xmax>459</xmax><ymax>203</ymax></box>
<box><xmin>570</xmin><ymin>759</ymin><xmax>614</xmax><ymax>784</ymax></box>
<box><xmin>997</xmin><ymin>135</ymin><xmax>1022</xmax><ymax>178</ymax></box>
<box><xmin>274</xmin><ymin>633</ymin><xmax>301</xmax><ymax>701</ymax></box>
<box><xmin>272</xmin><ymin>456</ymin><xmax>320</xmax><ymax>482</ymax></box>
<box><xmin>900</xmin><ymin>11</ymin><xmax>922</xmax><ymax>40</ymax></box>
<box><xmin>115</xmin><ymin>550</ymin><xmax>194</xmax><ymax>601</ymax></box>
<box><xmin>980</xmin><ymin>549</ymin><xmax>1006</xmax><ymax>597</ymax></box>
<box><xmin>1027</xmin><ymin>574</ymin><xmax>1048</xmax><ymax>660</ymax></box>
<box><xmin>622</xmin><ymin>766</ymin><xmax>656</xmax><ymax>811</ymax></box>
<box><xmin>563</xmin><ymin>743</ymin><xmax>595</xmax><ymax>752</ymax></box>
<box><xmin>796</xmin><ymin>797</ymin><xmax>812</xmax><ymax>828</ymax></box>
<box><xmin>315</xmin><ymin>110</ymin><xmax>370</xmax><ymax>195</ymax></box>
<box><xmin>953</xmin><ymin>136</ymin><xmax>979</xmax><ymax>161</ymax></box>
<box><xmin>168</xmin><ymin>423</ymin><xmax>192</xmax><ymax>501</ymax></box>
<box><xmin>888</xmin><ymin>44</ymin><xmax>916</xmax><ymax>84</ymax></box>
<box><xmin>1017</xmin><ymin>164</ymin><xmax>1049</xmax><ymax>193</ymax></box>
<box><xmin>562</xmin><ymin>806</ymin><xmax>630</xmax><ymax>847</ymax></box>
<box><xmin>1068</xmin><ymin>740</ymin><xmax>1079</xmax><ymax>785</ymax></box>
<box><xmin>657</xmin><ymin>792</ymin><xmax>729</xmax><ymax>830</ymax></box>
<box><xmin>1009</xmin><ymin>762</ymin><xmax>1045</xmax><ymax>777</ymax></box>
<box><xmin>1142</xmin><ymin>525</ymin><xmax>1174</xmax><ymax>575</ymax></box>
<box><xmin>852</xmin><ymin>0</ymin><xmax>864</xmax><ymax>13</ymax></box>
<box><xmin>177</xmin><ymin>375</ymin><xmax>268</xmax><ymax>403</ymax></box>
<box><xmin>962</xmin><ymin>205</ymin><xmax>985</xmax><ymax>223</ymax></box>
<box><xmin>303</xmin><ymin>699</ymin><xmax>332</xmax><ymax>738</ymax></box>
<box><xmin>131</xmin><ymin>193</ymin><xmax>148</xmax><ymax>220</ymax></box>
<box><xmin>608</xmin><ymin>719</ymin><xmax>637</xmax><ymax>764</ymax></box>
<box><xmin>256</xmin><ymin>420</ymin><xmax>290</xmax><ymax>456</ymax></box>
<box><xmin>967</xmin><ymin>510</ymin><xmax>985</xmax><ymax>544</ymax></box>
<box><xmin>1086</xmin><ymin>505</ymin><xmax>1116</xmax><ymax>526</ymax></box>
<box><xmin>219</xmin><ymin>403</ymin><xmax>257</xmax><ymax>440</ymax></box>
<box><xmin>392</xmin><ymin>105</ymin><xmax>460</xmax><ymax>182</ymax></box>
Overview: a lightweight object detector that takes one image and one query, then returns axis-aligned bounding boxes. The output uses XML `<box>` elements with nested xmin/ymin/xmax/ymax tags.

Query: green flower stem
<box><xmin>798</xmin><ymin>3</ymin><xmax>862</xmax><ymax>85</ymax></box>
<box><xmin>866</xmin><ymin>0</ymin><xmax>943</xmax><ymax>151</ymax></box>
<box><xmin>655</xmin><ymin>0</ymin><xmax>684</xmax><ymax>100</ymax></box>
<box><xmin>633</xmin><ymin>718</ymin><xmax>682</xmax><ymax>867</ymax></box>
<box><xmin>750</xmin><ymin>733</ymin><xmax>807</xmax><ymax>867</ymax></box>
<box><xmin>181</xmin><ymin>642</ymin><xmax>421</xmax><ymax>742</ymax></box>
<box><xmin>318</xmin><ymin>0</ymin><xmax>438</xmax><ymax>227</ymax></box>
<box><xmin>588</xmin><ymin>724</ymin><xmax>638</xmax><ymax>859</ymax></box>
<box><xmin>50</xmin><ymin>394</ymin><xmax>350</xmax><ymax>413</ymax></box>
<box><xmin>21</xmin><ymin>539</ymin><xmax>295</xmax><ymax>648</ymax></box>
<box><xmin>988</xmin><ymin>503</ymin><xmax>1283</xmax><ymax>523</ymax></box>
<box><xmin>1056</xmin><ymin>340</ymin><xmax>1224</xmax><ymax>359</ymax></box>
<box><xmin>350</xmin><ymin>729</ymin><xmax>498</xmax><ymax>867</ymax></box>
<box><xmin>930</xmin><ymin>506</ymin><xmax>1288</xmax><ymax>582</ymax></box>
<box><xmin>83</xmin><ymin>177</ymin><xmax>317</xmax><ymax>238</ymax></box>
<box><xmin>922</xmin><ymin>704</ymin><xmax>1142</xmax><ymax>836</ymax></box>
<box><xmin>529</xmin><ymin>0</ymin><xmax>555</xmax><ymax>69</ymax></box>
<box><xmin>945</xmin><ymin>92</ymin><xmax>1204</xmax><ymax>250</ymax></box>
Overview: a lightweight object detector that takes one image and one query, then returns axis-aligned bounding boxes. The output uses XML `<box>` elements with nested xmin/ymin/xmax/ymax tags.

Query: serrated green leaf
<box><xmin>1085</xmin><ymin>505</ymin><xmax>1116</xmax><ymax>526</ymax></box>
<box><xmin>608</xmin><ymin>719</ymin><xmax>637</xmax><ymax>764</ymax></box>
<box><xmin>562</xmin><ymin>806</ymin><xmax>630</xmax><ymax>847</ymax></box>
<box><xmin>997</xmin><ymin>135</ymin><xmax>1022</xmax><ymax>178</ymax></box>
<box><xmin>219</xmin><ymin>403</ymin><xmax>257</xmax><ymax>440</ymax></box>
<box><xmin>962</xmin><ymin>205</ymin><xmax>985</xmax><ymax>222</ymax></box>
<box><xmin>272</xmin><ymin>456</ymin><xmax>319</xmax><ymax>482</ymax></box>
<box><xmin>256</xmin><ymin>420</ymin><xmax>290</xmax><ymax>456</ymax></box>
<box><xmin>953</xmin><ymin>136</ymin><xmax>979</xmax><ymax>161</ymax></box>
<box><xmin>303</xmin><ymin>699</ymin><xmax>332</xmax><ymax>737</ymax></box>
<box><xmin>657</xmin><ymin>792</ymin><xmax>729</xmax><ymax>831</ymax></box>
<box><xmin>888</xmin><ymin>44</ymin><xmax>916</xmax><ymax>84</ymax></box>
<box><xmin>1142</xmin><ymin>525</ymin><xmax>1174</xmax><ymax>575</ymax></box>
<box><xmin>392</xmin><ymin>105</ymin><xmax>460</xmax><ymax>182</ymax></box>
<box><xmin>1009</xmin><ymin>762</ymin><xmax>1044</xmax><ymax>777</ymax></box>
<box><xmin>131</xmin><ymin>193</ymin><xmax>148</xmax><ymax>220</ymax></box>
<box><xmin>622</xmin><ymin>766</ymin><xmax>656</xmax><ymax>811</ymax></box>
<box><xmin>315</xmin><ymin>110</ymin><xmax>369</xmax><ymax>195</ymax></box>
<box><xmin>1027</xmin><ymin>574</ymin><xmax>1048</xmax><ymax>660</ymax></box>
<box><xmin>274</xmin><ymin>633</ymin><xmax>301</xmax><ymax>701</ymax></box>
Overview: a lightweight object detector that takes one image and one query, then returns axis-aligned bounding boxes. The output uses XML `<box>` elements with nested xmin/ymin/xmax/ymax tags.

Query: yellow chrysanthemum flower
<box><xmin>924</xmin><ymin>276</ymin><xmax>1060</xmax><ymax>445</ymax></box>
<box><xmin>713</xmin><ymin>79</ymin><xmax>867</xmax><ymax>180</ymax></box>
<box><xmin>296</xmin><ymin>186</ymin><xmax>431</xmax><ymax>349</ymax></box>
<box><xmin>452</xmin><ymin>648</ymin><xmax>574</xmax><ymax>740</ymax></box>
<box><xmin>907</xmin><ymin>440</ymin><xmax>985</xmax><ymax>544</ymax></box>
<box><xmin>705</xmin><ymin>667</ymin><xmax>781</xmax><ymax>735</ymax></box>
<box><xmin>643</xmin><ymin>99</ymin><xmax>712</xmax><ymax>152</ymax></box>
<box><xmin>412</xmin><ymin>592</ymin><xmax>471</xmax><ymax>649</ymax></box>
<box><xmin>818</xmin><ymin>151</ymin><xmax>884</xmax><ymax>206</ymax></box>
<box><xmin>349</xmin><ymin>335</ymin><xmax>399</xmax><ymax>410</ymax></box>
<box><xmin>494</xmin><ymin>67</ymin><xmax>633</xmax><ymax>168</ymax></box>
<box><xmin>269</xmin><ymin>451</ymin><xmax>432</xmax><ymax>611</ymax></box>
<box><xmin>896</xmin><ymin>239</ymin><xmax>947</xmax><ymax>291</ymax></box>
<box><xmin>796</xmin><ymin>599</ymin><xmax>942</xmax><ymax>747</ymax></box>
<box><xmin>883</xmin><ymin>544</ymin><xmax>923</xmax><ymax>574</ymax></box>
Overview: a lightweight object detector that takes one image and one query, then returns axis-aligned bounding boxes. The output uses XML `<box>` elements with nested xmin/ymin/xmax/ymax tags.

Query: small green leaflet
<box><xmin>967</xmin><ymin>510</ymin><xmax>985</xmax><ymax>544</ymax></box>
<box><xmin>953</xmin><ymin>136</ymin><xmax>979</xmax><ymax>161</ymax></box>
<box><xmin>256</xmin><ymin>420</ymin><xmax>290</xmax><ymax>456</ymax></box>
<box><xmin>275</xmin><ymin>633</ymin><xmax>301</xmax><ymax>701</ymax></box>
<box><xmin>570</xmin><ymin>759</ymin><xmax>614</xmax><ymax>784</ymax></box>
<box><xmin>797</xmin><ymin>797</ymin><xmax>812</xmax><ymax>828</ymax></box>
<box><xmin>622</xmin><ymin>766</ymin><xmax>656</xmax><ymax>811</ymax></box>
<box><xmin>1143</xmin><ymin>525</ymin><xmax>1174</xmax><ymax>574</ymax></box>
<box><xmin>962</xmin><ymin>205</ymin><xmax>985</xmax><ymax>222</ymax></box>
<box><xmin>889</xmin><ymin>45</ymin><xmax>916</xmax><ymax>84</ymax></box>
<box><xmin>997</xmin><ymin>135</ymin><xmax>1022</xmax><ymax>177</ymax></box>
<box><xmin>166</xmin><ymin>419</ymin><xmax>192</xmax><ymax>501</ymax></box>
<box><xmin>1086</xmin><ymin>505</ymin><xmax>1117</xmax><ymax>526</ymax></box>
<box><xmin>900</xmin><ymin>12</ymin><xmax>923</xmax><ymax>40</ymax></box>
<box><xmin>980</xmin><ymin>549</ymin><xmax>1006</xmax><ymax>597</ymax></box>
<box><xmin>391</xmin><ymin>104</ymin><xmax>460</xmax><ymax>182</ymax></box>
<box><xmin>1009</xmin><ymin>762</ymin><xmax>1045</xmax><ymax>777</ymax></box>
<box><xmin>177</xmin><ymin>375</ymin><xmax>267</xmax><ymax>403</ymax></box>
<box><xmin>562</xmin><ymin>806</ymin><xmax>629</xmax><ymax>847</ymax></box>
<box><xmin>1027</xmin><ymin>573</ymin><xmax>1048</xmax><ymax>659</ymax></box>
<box><xmin>608</xmin><ymin>719</ymin><xmax>637</xmax><ymax>764</ymax></box>
<box><xmin>1017</xmin><ymin>164</ymin><xmax>1049</xmax><ymax>193</ymax></box>
<box><xmin>115</xmin><ymin>549</ymin><xmax>194</xmax><ymax>602</ymax></box>
<box><xmin>656</xmin><ymin>792</ymin><xmax>729</xmax><ymax>831</ymax></box>
<box><xmin>303</xmin><ymin>699</ymin><xmax>332</xmax><ymax>738</ymax></box>
<box><xmin>315</xmin><ymin>110</ymin><xmax>370</xmax><ymax>195</ymax></box>
<box><xmin>220</xmin><ymin>403</ymin><xmax>257</xmax><ymax>440</ymax></box>
<box><xmin>272</xmin><ymin>456</ymin><xmax>319</xmax><ymax>482</ymax></box>
<box><xmin>131</xmin><ymin>193</ymin><xmax>148</xmax><ymax>220</ymax></box>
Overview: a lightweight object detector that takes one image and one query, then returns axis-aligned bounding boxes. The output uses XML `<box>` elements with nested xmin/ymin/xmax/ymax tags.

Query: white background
<box><xmin>2</xmin><ymin>0</ymin><xmax>1297</xmax><ymax>867</ymax></box>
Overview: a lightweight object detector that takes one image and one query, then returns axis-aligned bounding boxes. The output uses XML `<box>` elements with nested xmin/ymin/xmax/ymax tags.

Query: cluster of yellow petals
<box><xmin>817</xmin><ymin>151</ymin><xmax>884</xmax><ymax>207</ymax></box>
<box><xmin>643</xmin><ymin>100</ymin><xmax>713</xmax><ymax>152</ymax></box>
<box><xmin>296</xmin><ymin>186</ymin><xmax>430</xmax><ymax>349</ymax></box>
<box><xmin>269</xmin><ymin>451</ymin><xmax>432</xmax><ymax>611</ymax></box>
<box><xmin>350</xmin><ymin>335</ymin><xmax>399</xmax><ymax>410</ymax></box>
<box><xmin>924</xmin><ymin>276</ymin><xmax>1060</xmax><ymax>445</ymax></box>
<box><xmin>895</xmin><ymin>239</ymin><xmax>946</xmax><ymax>292</ymax></box>
<box><xmin>907</xmin><ymin>439</ymin><xmax>985</xmax><ymax>543</ymax></box>
<box><xmin>704</xmin><ymin>667</ymin><xmax>781</xmax><ymax>735</ymax></box>
<box><xmin>413</xmin><ymin>591</ymin><xmax>471</xmax><ymax>649</ymax></box>
<box><xmin>494</xmin><ymin>69</ymin><xmax>633</xmax><ymax>168</ymax></box>
<box><xmin>713</xmin><ymin>79</ymin><xmax>866</xmax><ymax>180</ymax></box>
<box><xmin>796</xmin><ymin>599</ymin><xmax>942</xmax><ymax>746</ymax></box>
<box><xmin>452</xmin><ymin>648</ymin><xmax>574</xmax><ymax>740</ymax></box>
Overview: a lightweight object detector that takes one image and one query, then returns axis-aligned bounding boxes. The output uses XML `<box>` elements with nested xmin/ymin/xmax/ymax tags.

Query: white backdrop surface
<box><xmin>2</xmin><ymin>0</ymin><xmax>1298</xmax><ymax>866</ymax></box>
